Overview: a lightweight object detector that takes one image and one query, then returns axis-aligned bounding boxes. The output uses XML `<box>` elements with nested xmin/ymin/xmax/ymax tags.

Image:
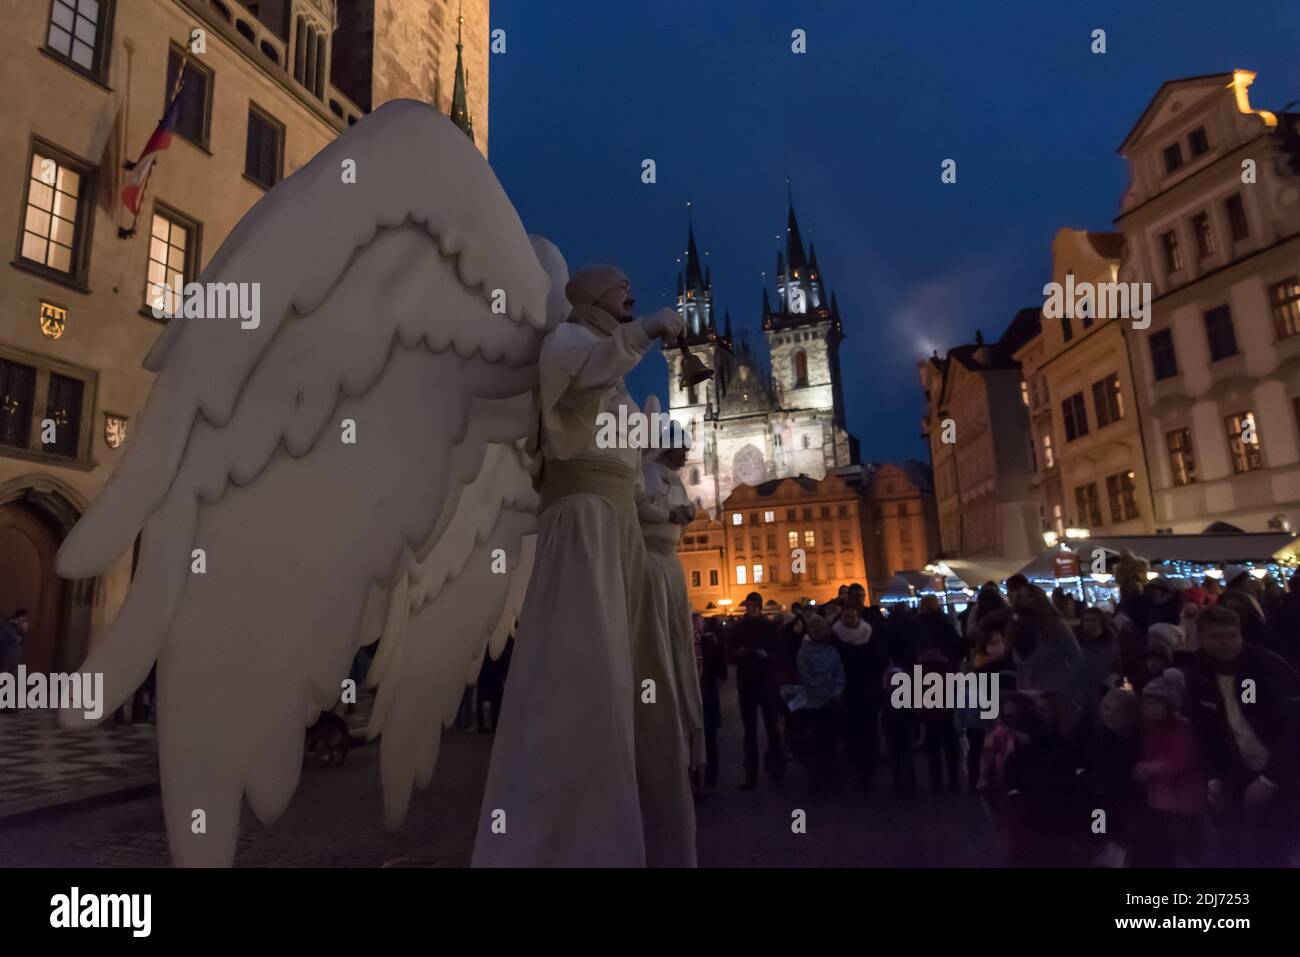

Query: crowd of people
<box><xmin>692</xmin><ymin>556</ymin><xmax>1300</xmax><ymax>867</ymax></box>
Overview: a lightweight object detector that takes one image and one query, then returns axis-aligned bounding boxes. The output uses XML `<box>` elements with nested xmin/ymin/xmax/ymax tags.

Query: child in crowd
<box><xmin>1132</xmin><ymin>669</ymin><xmax>1206</xmax><ymax>866</ymax></box>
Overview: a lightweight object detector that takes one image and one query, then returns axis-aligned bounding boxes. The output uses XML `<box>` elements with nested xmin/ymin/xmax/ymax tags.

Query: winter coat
<box><xmin>1135</xmin><ymin>717</ymin><xmax>1207</xmax><ymax>816</ymax></box>
<box><xmin>797</xmin><ymin>639</ymin><xmax>845</xmax><ymax>710</ymax></box>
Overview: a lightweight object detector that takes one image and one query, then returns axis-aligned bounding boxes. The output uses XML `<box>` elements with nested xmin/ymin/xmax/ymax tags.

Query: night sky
<box><xmin>488</xmin><ymin>0</ymin><xmax>1300</xmax><ymax>465</ymax></box>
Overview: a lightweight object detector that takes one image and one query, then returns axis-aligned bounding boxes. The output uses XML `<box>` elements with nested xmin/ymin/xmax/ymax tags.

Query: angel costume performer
<box><xmin>637</xmin><ymin>424</ymin><xmax>707</xmax><ymax>770</ymax></box>
<box><xmin>472</xmin><ymin>267</ymin><xmax>697</xmax><ymax>867</ymax></box>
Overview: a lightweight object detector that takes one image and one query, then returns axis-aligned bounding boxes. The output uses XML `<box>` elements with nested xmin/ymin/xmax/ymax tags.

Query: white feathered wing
<box><xmin>55</xmin><ymin>99</ymin><xmax>569</xmax><ymax>866</ymax></box>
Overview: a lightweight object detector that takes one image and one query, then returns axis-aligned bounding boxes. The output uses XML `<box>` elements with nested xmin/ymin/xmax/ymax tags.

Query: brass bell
<box><xmin>677</xmin><ymin>335</ymin><xmax>714</xmax><ymax>387</ymax></box>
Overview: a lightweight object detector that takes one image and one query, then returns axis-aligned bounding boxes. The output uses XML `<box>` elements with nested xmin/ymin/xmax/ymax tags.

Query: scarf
<box><xmin>566</xmin><ymin>302</ymin><xmax>622</xmax><ymax>338</ymax></box>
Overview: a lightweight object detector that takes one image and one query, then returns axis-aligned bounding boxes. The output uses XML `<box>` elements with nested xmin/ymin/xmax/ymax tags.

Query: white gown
<box><xmin>638</xmin><ymin>458</ymin><xmax>707</xmax><ymax>769</ymax></box>
<box><xmin>472</xmin><ymin>308</ymin><xmax>695</xmax><ymax>867</ymax></box>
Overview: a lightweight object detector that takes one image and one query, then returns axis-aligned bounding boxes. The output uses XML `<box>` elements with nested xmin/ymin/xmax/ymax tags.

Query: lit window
<box><xmin>1043</xmin><ymin>434</ymin><xmax>1055</xmax><ymax>468</ymax></box>
<box><xmin>735</xmin><ymin>564</ymin><xmax>747</xmax><ymax>585</ymax></box>
<box><xmin>804</xmin><ymin>530</ymin><xmax>815</xmax><ymax>547</ymax></box>
<box><xmin>1105</xmin><ymin>471</ymin><xmax>1139</xmax><ymax>523</ymax></box>
<box><xmin>1268</xmin><ymin>278</ymin><xmax>1300</xmax><ymax>340</ymax></box>
<box><xmin>20</xmin><ymin>150</ymin><xmax>85</xmax><ymax>276</ymax></box>
<box><xmin>763</xmin><ymin>510</ymin><xmax>775</xmax><ymax>523</ymax></box>
<box><xmin>1020</xmin><ymin>381</ymin><xmax>1029</xmax><ymax>406</ymax></box>
<box><xmin>145</xmin><ymin>209</ymin><xmax>196</xmax><ymax>318</ymax></box>
<box><xmin>1166</xmin><ymin>428</ymin><xmax>1196</xmax><ymax>487</ymax></box>
<box><xmin>1225</xmin><ymin>411</ymin><xmax>1264</xmax><ymax>474</ymax></box>
<box><xmin>752</xmin><ymin>564</ymin><xmax>764</xmax><ymax>584</ymax></box>
<box><xmin>731</xmin><ymin>513</ymin><xmax>743</xmax><ymax>526</ymax></box>
<box><xmin>787</xmin><ymin>530</ymin><xmax>799</xmax><ymax>550</ymax></box>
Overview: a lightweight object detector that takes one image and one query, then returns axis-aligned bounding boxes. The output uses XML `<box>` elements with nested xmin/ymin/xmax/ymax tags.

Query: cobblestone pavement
<box><xmin>1</xmin><ymin>684</ymin><xmax>999</xmax><ymax>867</ymax></box>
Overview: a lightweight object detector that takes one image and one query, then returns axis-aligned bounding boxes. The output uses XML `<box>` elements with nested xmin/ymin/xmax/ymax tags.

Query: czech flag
<box><xmin>118</xmin><ymin>94</ymin><xmax>181</xmax><ymax>236</ymax></box>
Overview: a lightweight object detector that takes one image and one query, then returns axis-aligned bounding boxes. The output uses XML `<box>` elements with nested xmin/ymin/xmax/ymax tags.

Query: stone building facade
<box><xmin>0</xmin><ymin>0</ymin><xmax>487</xmax><ymax>675</ymax></box>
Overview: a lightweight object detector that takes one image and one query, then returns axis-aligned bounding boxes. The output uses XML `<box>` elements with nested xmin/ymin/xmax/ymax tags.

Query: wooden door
<box><xmin>0</xmin><ymin>502</ymin><xmax>64</xmax><ymax>674</ymax></box>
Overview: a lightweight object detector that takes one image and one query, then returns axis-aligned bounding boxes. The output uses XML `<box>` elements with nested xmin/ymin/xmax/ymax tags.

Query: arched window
<box><xmin>794</xmin><ymin>350</ymin><xmax>809</xmax><ymax>388</ymax></box>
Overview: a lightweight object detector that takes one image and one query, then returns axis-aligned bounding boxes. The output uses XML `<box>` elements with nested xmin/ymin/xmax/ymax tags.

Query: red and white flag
<box><xmin>118</xmin><ymin>92</ymin><xmax>182</xmax><ymax>237</ymax></box>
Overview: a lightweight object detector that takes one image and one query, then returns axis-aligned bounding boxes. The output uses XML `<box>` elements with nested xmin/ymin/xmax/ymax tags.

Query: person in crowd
<box><xmin>999</xmin><ymin>690</ymin><xmax>1081</xmax><ymax>865</ymax></box>
<box><xmin>834</xmin><ymin>602</ymin><xmax>888</xmax><ymax>789</ymax></box>
<box><xmin>1187</xmin><ymin>605</ymin><xmax>1300</xmax><ymax>867</ymax></box>
<box><xmin>1050</xmin><ymin>586</ymin><xmax>1078</xmax><ymax>622</ymax></box>
<box><xmin>1077</xmin><ymin>607</ymin><xmax>1121</xmax><ymax>714</ymax></box>
<box><xmin>885</xmin><ymin>603</ymin><xmax>924</xmax><ymax>670</ymax></box>
<box><xmin>1008</xmin><ymin>584</ymin><xmax>1085</xmax><ymax>706</ymax></box>
<box><xmin>881</xmin><ymin>662</ymin><xmax>918</xmax><ymax>794</ymax></box>
<box><xmin>821</xmin><ymin>585</ymin><xmax>850</xmax><ymax>625</ymax></box>
<box><xmin>958</xmin><ymin>608</ymin><xmax>1015</xmax><ymax>791</ymax></box>
<box><xmin>1089</xmin><ymin>688</ymin><xmax>1142</xmax><ymax>866</ymax></box>
<box><xmin>964</xmin><ymin>582</ymin><xmax>1008</xmax><ymax>642</ymax></box>
<box><xmin>0</xmin><ymin>608</ymin><xmax>26</xmax><ymax>684</ymax></box>
<box><xmin>726</xmin><ymin>591</ymin><xmax>786</xmax><ymax>789</ymax></box>
<box><xmin>797</xmin><ymin>614</ymin><xmax>846</xmax><ymax>789</ymax></box>
<box><xmin>1132</xmin><ymin>669</ymin><xmax>1206</xmax><ymax>866</ymax></box>
<box><xmin>918</xmin><ymin>640</ymin><xmax>962</xmax><ymax>792</ymax></box>
<box><xmin>1139</xmin><ymin>623</ymin><xmax>1184</xmax><ymax>694</ymax></box>
<box><xmin>698</xmin><ymin>615</ymin><xmax>728</xmax><ymax>788</ymax></box>
<box><xmin>1218</xmin><ymin>573</ymin><xmax>1281</xmax><ymax>657</ymax></box>
<box><xmin>918</xmin><ymin>594</ymin><xmax>965</xmax><ymax>667</ymax></box>
<box><xmin>1005</xmin><ymin>574</ymin><xmax>1030</xmax><ymax>605</ymax></box>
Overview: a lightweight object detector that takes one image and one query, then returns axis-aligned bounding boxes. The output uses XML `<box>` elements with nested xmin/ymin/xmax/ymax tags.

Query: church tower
<box><xmin>763</xmin><ymin>195</ymin><xmax>855</xmax><ymax>473</ymax></box>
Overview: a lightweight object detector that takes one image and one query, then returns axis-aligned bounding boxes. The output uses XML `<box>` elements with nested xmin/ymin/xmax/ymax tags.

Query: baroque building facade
<box><xmin>666</xmin><ymin>200</ymin><xmax>859</xmax><ymax>518</ymax></box>
<box><xmin>0</xmin><ymin>0</ymin><xmax>486</xmax><ymax>676</ymax></box>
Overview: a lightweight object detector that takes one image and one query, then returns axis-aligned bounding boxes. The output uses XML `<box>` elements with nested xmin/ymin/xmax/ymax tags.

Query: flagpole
<box><xmin>119</xmin><ymin>49</ymin><xmax>189</xmax><ymax>239</ymax></box>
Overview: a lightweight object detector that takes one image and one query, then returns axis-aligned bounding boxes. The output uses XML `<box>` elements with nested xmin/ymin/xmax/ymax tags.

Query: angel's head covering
<box><xmin>565</xmin><ymin>266</ymin><xmax>628</xmax><ymax>307</ymax></box>
<box><xmin>659</xmin><ymin>419</ymin><xmax>692</xmax><ymax>455</ymax></box>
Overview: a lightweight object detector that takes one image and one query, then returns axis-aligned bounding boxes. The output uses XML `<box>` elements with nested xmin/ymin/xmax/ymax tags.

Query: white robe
<box><xmin>638</xmin><ymin>459</ymin><xmax>707</xmax><ymax>768</ymax></box>
<box><xmin>472</xmin><ymin>311</ymin><xmax>695</xmax><ymax>867</ymax></box>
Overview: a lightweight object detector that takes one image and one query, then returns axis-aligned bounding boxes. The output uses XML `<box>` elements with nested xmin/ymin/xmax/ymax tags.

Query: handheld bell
<box><xmin>677</xmin><ymin>335</ymin><xmax>714</xmax><ymax>388</ymax></box>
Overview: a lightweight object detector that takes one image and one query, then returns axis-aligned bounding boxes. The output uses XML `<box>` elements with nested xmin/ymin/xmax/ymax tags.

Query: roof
<box><xmin>1117</xmin><ymin>72</ymin><xmax>1235</xmax><ymax>153</ymax></box>
<box><xmin>1086</xmin><ymin>231</ymin><xmax>1125</xmax><ymax>260</ymax></box>
<box><xmin>1072</xmin><ymin>533</ymin><xmax>1298</xmax><ymax>564</ymax></box>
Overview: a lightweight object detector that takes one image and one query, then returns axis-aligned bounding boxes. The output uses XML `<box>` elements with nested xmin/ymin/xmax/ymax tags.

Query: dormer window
<box><xmin>1188</xmin><ymin>126</ymin><xmax>1210</xmax><ymax>158</ymax></box>
<box><xmin>1163</xmin><ymin>142</ymin><xmax>1184</xmax><ymax>174</ymax></box>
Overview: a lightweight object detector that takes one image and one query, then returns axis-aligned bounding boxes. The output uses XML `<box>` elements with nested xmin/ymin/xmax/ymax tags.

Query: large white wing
<box><xmin>55</xmin><ymin>99</ymin><xmax>568</xmax><ymax>866</ymax></box>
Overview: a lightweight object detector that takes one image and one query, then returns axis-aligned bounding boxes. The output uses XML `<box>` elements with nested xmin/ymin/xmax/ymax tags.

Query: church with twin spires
<box><xmin>666</xmin><ymin>199</ymin><xmax>859</xmax><ymax>517</ymax></box>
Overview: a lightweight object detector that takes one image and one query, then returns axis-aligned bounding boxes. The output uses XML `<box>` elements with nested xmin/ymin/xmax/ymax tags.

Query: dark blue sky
<box><xmin>488</xmin><ymin>0</ymin><xmax>1300</xmax><ymax>464</ymax></box>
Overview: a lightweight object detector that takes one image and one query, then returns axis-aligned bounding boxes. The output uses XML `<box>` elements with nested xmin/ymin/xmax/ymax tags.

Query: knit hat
<box><xmin>805</xmin><ymin>614</ymin><xmax>831</xmax><ymax>641</ymax></box>
<box><xmin>564</xmin><ymin>266</ymin><xmax>627</xmax><ymax>307</ymax></box>
<box><xmin>1142</xmin><ymin>668</ymin><xmax>1187</xmax><ymax>713</ymax></box>
<box><xmin>1146</xmin><ymin>622</ymin><xmax>1184</xmax><ymax>661</ymax></box>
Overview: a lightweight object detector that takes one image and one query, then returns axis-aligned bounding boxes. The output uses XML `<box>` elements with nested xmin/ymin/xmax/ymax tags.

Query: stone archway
<box><xmin>0</xmin><ymin>475</ymin><xmax>93</xmax><ymax>673</ymax></box>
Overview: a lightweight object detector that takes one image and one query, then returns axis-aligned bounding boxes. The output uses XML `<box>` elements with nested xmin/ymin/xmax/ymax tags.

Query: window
<box><xmin>1188</xmin><ymin>126</ymin><xmax>1210</xmax><ymax>158</ymax></box>
<box><xmin>735</xmin><ymin>564</ymin><xmax>747</xmax><ymax>585</ymax></box>
<box><xmin>709</xmin><ymin>569</ymin><xmax>718</xmax><ymax>586</ymax></box>
<box><xmin>731</xmin><ymin>513</ymin><xmax>743</xmax><ymax>526</ymax></box>
<box><xmin>0</xmin><ymin>358</ymin><xmax>37</xmax><ymax>450</ymax></box>
<box><xmin>41</xmin><ymin>373</ymin><xmax>83</xmax><ymax>458</ymax></box>
<box><xmin>1150</xmin><ymin>329</ymin><xmax>1179</xmax><ymax>381</ymax></box>
<box><xmin>763</xmin><ymin>510</ymin><xmax>775</xmax><ymax>523</ymax></box>
<box><xmin>837</xmin><ymin>504</ymin><xmax>848</xmax><ymax>517</ymax></box>
<box><xmin>1160</xmin><ymin>230</ymin><xmax>1182</xmax><ymax>274</ymax></box>
<box><xmin>1105</xmin><ymin>471</ymin><xmax>1139</xmax><ymax>523</ymax></box>
<box><xmin>1061</xmin><ymin>392</ymin><xmax>1089</xmax><ymax>442</ymax></box>
<box><xmin>750</xmin><ymin>536</ymin><xmax>760</xmax><ymax>552</ymax></box>
<box><xmin>1269</xmin><ymin>278</ymin><xmax>1300</xmax><ymax>340</ymax></box>
<box><xmin>1225</xmin><ymin>411</ymin><xmax>1264</xmax><ymax>474</ymax></box>
<box><xmin>1092</xmin><ymin>373</ymin><xmax>1124</xmax><ymax>428</ymax></box>
<box><xmin>794</xmin><ymin>350</ymin><xmax>808</xmax><ymax>388</ymax></box>
<box><xmin>1166</xmin><ymin>428</ymin><xmax>1196</xmax><ymax>487</ymax></box>
<box><xmin>1191</xmin><ymin>212</ymin><xmax>1215</xmax><ymax>258</ymax></box>
<box><xmin>786</xmin><ymin>508</ymin><xmax>796</xmax><ymax>521</ymax></box>
<box><xmin>1225</xmin><ymin>194</ymin><xmax>1249</xmax><ymax>242</ymax></box>
<box><xmin>245</xmin><ymin>105</ymin><xmax>284</xmax><ymax>189</ymax></box>
<box><xmin>802</xmin><ymin>507</ymin><xmax>812</xmax><ymax>520</ymax></box>
<box><xmin>47</xmin><ymin>0</ymin><xmax>113</xmax><ymax>78</ymax></box>
<box><xmin>763</xmin><ymin>533</ymin><xmax>774</xmax><ymax>550</ymax></box>
<box><xmin>787</xmin><ymin>530</ymin><xmax>799</xmax><ymax>550</ymax></box>
<box><xmin>803</xmin><ymin>530</ymin><xmax>815</xmax><ymax>547</ymax></box>
<box><xmin>167</xmin><ymin>47</ymin><xmax>213</xmax><ymax>148</ymax></box>
<box><xmin>690</xmin><ymin>570</ymin><xmax>701</xmax><ymax>588</ymax></box>
<box><xmin>1074</xmin><ymin>483</ymin><xmax>1102</xmax><ymax>527</ymax></box>
<box><xmin>1062</xmin><ymin>313</ymin><xmax>1074</xmax><ymax>342</ymax></box>
<box><xmin>1203</xmin><ymin>305</ymin><xmax>1238</xmax><ymax>361</ymax></box>
<box><xmin>820</xmin><ymin>505</ymin><xmax>830</xmax><ymax>518</ymax></box>
<box><xmin>19</xmin><ymin>145</ymin><xmax>92</xmax><ymax>281</ymax></box>
<box><xmin>1163</xmin><ymin>142</ymin><xmax>1184</xmax><ymax>174</ymax></box>
<box><xmin>144</xmin><ymin>207</ymin><xmax>198</xmax><ymax>318</ymax></box>
<box><xmin>733</xmin><ymin>536</ymin><xmax>742</xmax><ymax>551</ymax></box>
<box><xmin>840</xmin><ymin>528</ymin><xmax>850</xmax><ymax>545</ymax></box>
<box><xmin>1020</xmin><ymin>381</ymin><xmax>1029</xmax><ymax>406</ymax></box>
<box><xmin>752</xmin><ymin>564</ymin><xmax>764</xmax><ymax>584</ymax></box>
